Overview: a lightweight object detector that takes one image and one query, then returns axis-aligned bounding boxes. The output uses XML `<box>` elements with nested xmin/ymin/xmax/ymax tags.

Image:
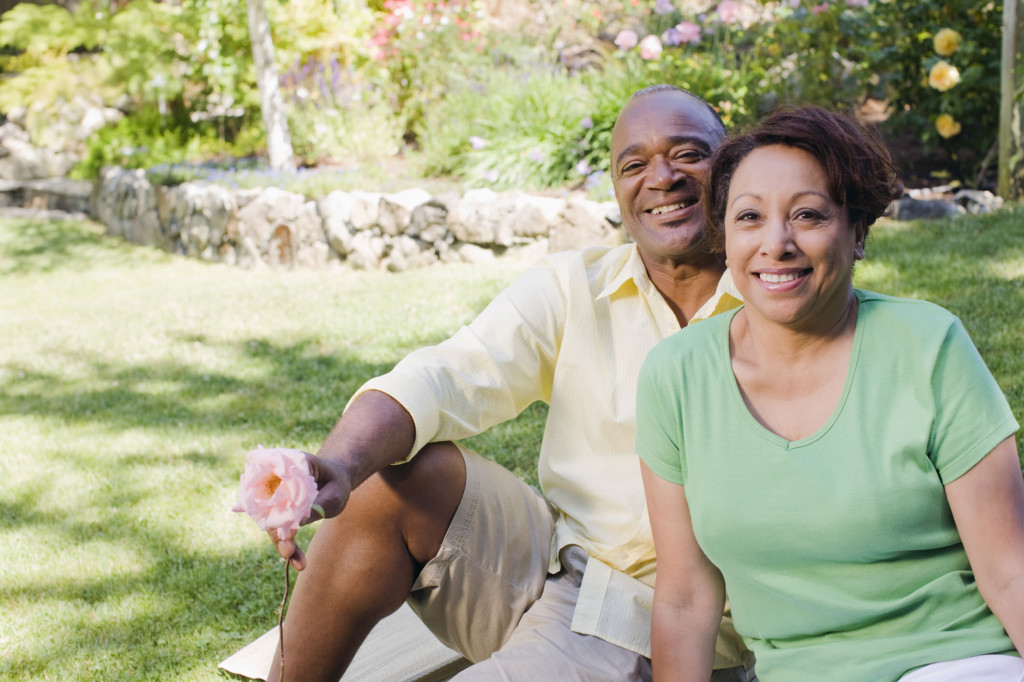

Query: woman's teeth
<box><xmin>759</xmin><ymin>272</ymin><xmax>802</xmax><ymax>283</ymax></box>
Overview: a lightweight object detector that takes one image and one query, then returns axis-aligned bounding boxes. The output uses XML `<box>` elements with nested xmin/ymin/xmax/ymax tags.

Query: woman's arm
<box><xmin>641</xmin><ymin>461</ymin><xmax>726</xmax><ymax>681</ymax></box>
<box><xmin>945</xmin><ymin>435</ymin><xmax>1024</xmax><ymax>654</ymax></box>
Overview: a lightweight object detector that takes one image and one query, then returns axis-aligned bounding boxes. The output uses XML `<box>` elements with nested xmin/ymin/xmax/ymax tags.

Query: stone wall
<box><xmin>88</xmin><ymin>167</ymin><xmax>624</xmax><ymax>271</ymax></box>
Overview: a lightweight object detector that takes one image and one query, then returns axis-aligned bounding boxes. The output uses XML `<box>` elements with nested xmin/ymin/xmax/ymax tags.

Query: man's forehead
<box><xmin>611</xmin><ymin>94</ymin><xmax>719</xmax><ymax>153</ymax></box>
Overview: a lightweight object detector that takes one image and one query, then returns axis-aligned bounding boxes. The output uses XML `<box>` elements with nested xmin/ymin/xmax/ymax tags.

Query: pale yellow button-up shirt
<box><xmin>354</xmin><ymin>242</ymin><xmax>749</xmax><ymax>667</ymax></box>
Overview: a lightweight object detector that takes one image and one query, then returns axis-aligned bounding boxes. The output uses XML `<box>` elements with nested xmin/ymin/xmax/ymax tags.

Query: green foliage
<box><xmin>279</xmin><ymin>57</ymin><xmax>405</xmax><ymax>166</ymax></box>
<box><xmin>747</xmin><ymin>0</ymin><xmax>875</xmax><ymax>111</ymax></box>
<box><xmin>862</xmin><ymin>0</ymin><xmax>1003</xmax><ymax>185</ymax></box>
<box><xmin>416</xmin><ymin>68</ymin><xmax>595</xmax><ymax>190</ymax></box>
<box><xmin>71</xmin><ymin>109</ymin><xmax>260</xmax><ymax>179</ymax></box>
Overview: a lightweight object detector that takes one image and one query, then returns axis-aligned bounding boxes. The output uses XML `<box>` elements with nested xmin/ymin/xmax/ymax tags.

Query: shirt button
<box><xmin>618</xmin><ymin>551</ymin><xmax>629</xmax><ymax>561</ymax></box>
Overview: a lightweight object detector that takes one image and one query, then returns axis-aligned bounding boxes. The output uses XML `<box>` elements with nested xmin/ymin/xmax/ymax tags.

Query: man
<box><xmin>266</xmin><ymin>85</ymin><xmax>752</xmax><ymax>681</ymax></box>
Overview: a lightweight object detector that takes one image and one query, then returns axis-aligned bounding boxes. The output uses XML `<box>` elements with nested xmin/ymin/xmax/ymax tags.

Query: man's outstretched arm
<box><xmin>270</xmin><ymin>389</ymin><xmax>416</xmax><ymax>569</ymax></box>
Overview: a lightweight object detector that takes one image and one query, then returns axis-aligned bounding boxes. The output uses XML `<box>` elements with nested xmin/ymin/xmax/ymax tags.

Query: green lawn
<box><xmin>1</xmin><ymin>206</ymin><xmax>1022</xmax><ymax>681</ymax></box>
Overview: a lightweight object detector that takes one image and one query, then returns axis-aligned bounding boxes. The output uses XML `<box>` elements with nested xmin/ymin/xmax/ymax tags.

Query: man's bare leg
<box><xmin>267</xmin><ymin>441</ymin><xmax>467</xmax><ymax>682</ymax></box>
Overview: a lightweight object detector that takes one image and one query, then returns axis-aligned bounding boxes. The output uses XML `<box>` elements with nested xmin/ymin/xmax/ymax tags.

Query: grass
<box><xmin>1</xmin><ymin>205</ymin><xmax>1023</xmax><ymax>680</ymax></box>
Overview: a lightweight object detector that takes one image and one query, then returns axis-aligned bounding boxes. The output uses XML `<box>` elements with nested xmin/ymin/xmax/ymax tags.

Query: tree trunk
<box><xmin>246</xmin><ymin>0</ymin><xmax>295</xmax><ymax>171</ymax></box>
<box><xmin>999</xmin><ymin>0</ymin><xmax>1024</xmax><ymax>199</ymax></box>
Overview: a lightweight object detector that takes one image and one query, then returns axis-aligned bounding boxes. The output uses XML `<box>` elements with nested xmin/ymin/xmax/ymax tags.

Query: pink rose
<box><xmin>615</xmin><ymin>29</ymin><xmax>639</xmax><ymax>50</ymax></box>
<box><xmin>232</xmin><ymin>446</ymin><xmax>318</xmax><ymax>540</ymax></box>
<box><xmin>716</xmin><ymin>0</ymin><xmax>741</xmax><ymax>24</ymax></box>
<box><xmin>639</xmin><ymin>34</ymin><xmax>663</xmax><ymax>60</ymax></box>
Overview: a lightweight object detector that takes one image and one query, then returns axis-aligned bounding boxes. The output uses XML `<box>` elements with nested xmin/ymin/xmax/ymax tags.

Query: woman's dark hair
<box><xmin>702</xmin><ymin>105</ymin><xmax>903</xmax><ymax>253</ymax></box>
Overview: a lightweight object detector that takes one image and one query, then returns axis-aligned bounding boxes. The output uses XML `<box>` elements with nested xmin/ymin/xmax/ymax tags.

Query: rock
<box><xmin>890</xmin><ymin>196</ymin><xmax>967</xmax><ymax>221</ymax></box>
<box><xmin>349</xmin><ymin>190</ymin><xmax>382</xmax><ymax>231</ymax></box>
<box><xmin>512</xmin><ymin>194</ymin><xmax>563</xmax><ymax>239</ymax></box>
<box><xmin>386</xmin><ymin>235</ymin><xmax>438</xmax><ymax>272</ymax></box>
<box><xmin>448</xmin><ymin>188</ymin><xmax>500</xmax><ymax>244</ymax></box>
<box><xmin>549</xmin><ymin>192</ymin><xmax>622</xmax><ymax>251</ymax></box>
<box><xmin>379</xmin><ymin>188</ymin><xmax>431</xmax><ymax>236</ymax></box>
<box><xmin>235</xmin><ymin>186</ymin><xmax>323</xmax><ymax>267</ymax></box>
<box><xmin>954</xmin><ymin>189</ymin><xmax>1003</xmax><ymax>215</ymax></box>
<box><xmin>348</xmin><ymin>230</ymin><xmax>387</xmax><ymax>269</ymax></box>
<box><xmin>0</xmin><ymin>136</ymin><xmax>52</xmax><ymax>180</ymax></box>
<box><xmin>319</xmin><ymin>190</ymin><xmax>355</xmax><ymax>255</ymax></box>
<box><xmin>175</xmin><ymin>183</ymin><xmax>236</xmax><ymax>260</ymax></box>
<box><xmin>409</xmin><ymin>198</ymin><xmax>449</xmax><ymax>239</ymax></box>
<box><xmin>6</xmin><ymin>106</ymin><xmax>27</xmax><ymax>129</ymax></box>
<box><xmin>455</xmin><ymin>242</ymin><xmax>496</xmax><ymax>264</ymax></box>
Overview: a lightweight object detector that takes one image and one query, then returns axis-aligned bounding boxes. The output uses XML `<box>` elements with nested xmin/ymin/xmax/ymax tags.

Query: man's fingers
<box><xmin>289</xmin><ymin>545</ymin><xmax>307</xmax><ymax>571</ymax></box>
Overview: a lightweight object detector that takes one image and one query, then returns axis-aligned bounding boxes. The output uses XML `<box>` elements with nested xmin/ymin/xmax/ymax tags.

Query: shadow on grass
<box><xmin>0</xmin><ymin>215</ymin><xmax>160</xmax><ymax>276</ymax></box>
<box><xmin>1</xmin><ymin>334</ymin><xmax>545</xmax><ymax>679</ymax></box>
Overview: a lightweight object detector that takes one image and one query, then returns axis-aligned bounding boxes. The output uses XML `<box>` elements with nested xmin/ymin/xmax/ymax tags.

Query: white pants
<box><xmin>900</xmin><ymin>655</ymin><xmax>1024</xmax><ymax>681</ymax></box>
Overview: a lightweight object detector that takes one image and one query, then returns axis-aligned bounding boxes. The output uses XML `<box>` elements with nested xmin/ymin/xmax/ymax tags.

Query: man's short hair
<box><xmin>630</xmin><ymin>84</ymin><xmax>728</xmax><ymax>140</ymax></box>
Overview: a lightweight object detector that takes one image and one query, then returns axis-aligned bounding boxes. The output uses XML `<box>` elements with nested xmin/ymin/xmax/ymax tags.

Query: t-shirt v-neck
<box><xmin>722</xmin><ymin>301</ymin><xmax>865</xmax><ymax>451</ymax></box>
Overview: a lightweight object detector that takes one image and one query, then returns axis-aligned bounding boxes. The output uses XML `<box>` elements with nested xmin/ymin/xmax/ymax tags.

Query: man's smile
<box><xmin>647</xmin><ymin>198</ymin><xmax>697</xmax><ymax>215</ymax></box>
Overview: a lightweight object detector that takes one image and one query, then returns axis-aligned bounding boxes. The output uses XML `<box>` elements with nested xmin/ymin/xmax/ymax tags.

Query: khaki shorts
<box><xmin>407</xmin><ymin>444</ymin><xmax>556</xmax><ymax>663</ymax></box>
<box><xmin>406</xmin><ymin>445</ymin><xmax>753</xmax><ymax>682</ymax></box>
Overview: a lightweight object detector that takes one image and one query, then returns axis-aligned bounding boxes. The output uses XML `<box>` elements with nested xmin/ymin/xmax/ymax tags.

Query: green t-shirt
<box><xmin>636</xmin><ymin>290</ymin><xmax>1019</xmax><ymax>682</ymax></box>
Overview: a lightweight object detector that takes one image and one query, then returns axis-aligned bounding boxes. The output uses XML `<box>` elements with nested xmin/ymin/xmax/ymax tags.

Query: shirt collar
<box><xmin>596</xmin><ymin>243</ymin><xmax>650</xmax><ymax>301</ymax></box>
<box><xmin>595</xmin><ymin>244</ymin><xmax>743</xmax><ymax>322</ymax></box>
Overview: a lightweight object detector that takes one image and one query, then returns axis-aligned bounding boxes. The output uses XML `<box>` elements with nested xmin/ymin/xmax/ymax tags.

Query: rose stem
<box><xmin>279</xmin><ymin>559</ymin><xmax>291</xmax><ymax>681</ymax></box>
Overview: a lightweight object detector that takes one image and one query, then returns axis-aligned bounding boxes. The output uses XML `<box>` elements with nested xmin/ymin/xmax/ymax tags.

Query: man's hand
<box><xmin>268</xmin><ymin>452</ymin><xmax>352</xmax><ymax>570</ymax></box>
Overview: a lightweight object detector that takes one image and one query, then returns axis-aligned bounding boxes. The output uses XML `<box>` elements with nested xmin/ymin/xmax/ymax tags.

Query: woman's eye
<box><xmin>794</xmin><ymin>210</ymin><xmax>823</xmax><ymax>221</ymax></box>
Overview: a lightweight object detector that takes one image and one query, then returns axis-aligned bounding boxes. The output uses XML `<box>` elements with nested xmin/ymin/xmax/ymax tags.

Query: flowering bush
<box><xmin>860</xmin><ymin>1</ymin><xmax>1002</xmax><ymax>185</ymax></box>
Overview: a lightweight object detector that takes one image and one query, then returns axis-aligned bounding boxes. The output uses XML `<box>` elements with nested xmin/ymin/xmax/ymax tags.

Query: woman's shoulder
<box><xmin>856</xmin><ymin>289</ymin><xmax>959</xmax><ymax>326</ymax></box>
<box><xmin>646</xmin><ymin>307</ymin><xmax>735</xmax><ymax>367</ymax></box>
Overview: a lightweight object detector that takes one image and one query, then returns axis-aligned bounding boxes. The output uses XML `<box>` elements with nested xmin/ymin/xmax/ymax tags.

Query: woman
<box><xmin>636</xmin><ymin>105</ymin><xmax>1024</xmax><ymax>681</ymax></box>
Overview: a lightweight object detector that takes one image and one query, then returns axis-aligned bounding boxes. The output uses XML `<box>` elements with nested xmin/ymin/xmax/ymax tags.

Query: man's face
<box><xmin>610</xmin><ymin>91</ymin><xmax>725</xmax><ymax>267</ymax></box>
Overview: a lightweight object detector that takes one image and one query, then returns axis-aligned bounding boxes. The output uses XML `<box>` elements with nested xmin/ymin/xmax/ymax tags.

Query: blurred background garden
<box><xmin>0</xmin><ymin>0</ymin><xmax>1017</xmax><ymax>196</ymax></box>
<box><xmin>2</xmin><ymin>0</ymin><xmax>1024</xmax><ymax>680</ymax></box>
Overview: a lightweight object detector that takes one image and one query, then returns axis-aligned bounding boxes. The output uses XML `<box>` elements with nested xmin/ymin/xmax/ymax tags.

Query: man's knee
<box><xmin>369</xmin><ymin>441</ymin><xmax>467</xmax><ymax>564</ymax></box>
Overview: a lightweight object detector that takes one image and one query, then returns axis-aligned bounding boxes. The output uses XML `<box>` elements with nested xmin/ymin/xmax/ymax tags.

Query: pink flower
<box><xmin>469</xmin><ymin>135</ymin><xmax>486</xmax><ymax>150</ymax></box>
<box><xmin>811</xmin><ymin>2</ymin><xmax>829</xmax><ymax>13</ymax></box>
<box><xmin>639</xmin><ymin>34</ymin><xmax>663</xmax><ymax>60</ymax></box>
<box><xmin>716</xmin><ymin>0</ymin><xmax>741</xmax><ymax>24</ymax></box>
<box><xmin>846</xmin><ymin>0</ymin><xmax>868</xmax><ymax>5</ymax></box>
<box><xmin>675</xmin><ymin>21</ymin><xmax>702</xmax><ymax>44</ymax></box>
<box><xmin>232</xmin><ymin>446</ymin><xmax>317</xmax><ymax>540</ymax></box>
<box><xmin>653</xmin><ymin>0</ymin><xmax>675</xmax><ymax>15</ymax></box>
<box><xmin>614</xmin><ymin>29</ymin><xmax>639</xmax><ymax>50</ymax></box>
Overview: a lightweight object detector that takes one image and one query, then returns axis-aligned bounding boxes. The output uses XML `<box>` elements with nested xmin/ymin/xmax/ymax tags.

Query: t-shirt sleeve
<box><xmin>636</xmin><ymin>342</ymin><xmax>687</xmax><ymax>486</ymax></box>
<box><xmin>930</xmin><ymin>317</ymin><xmax>1019</xmax><ymax>484</ymax></box>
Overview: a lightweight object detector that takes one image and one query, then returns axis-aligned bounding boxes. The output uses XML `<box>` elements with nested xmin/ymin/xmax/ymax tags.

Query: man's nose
<box><xmin>646</xmin><ymin>156</ymin><xmax>681</xmax><ymax>190</ymax></box>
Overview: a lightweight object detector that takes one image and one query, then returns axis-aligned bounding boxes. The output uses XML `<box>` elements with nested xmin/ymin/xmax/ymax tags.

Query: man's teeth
<box><xmin>759</xmin><ymin>272</ymin><xmax>801</xmax><ymax>283</ymax></box>
<box><xmin>649</xmin><ymin>201</ymin><xmax>691</xmax><ymax>215</ymax></box>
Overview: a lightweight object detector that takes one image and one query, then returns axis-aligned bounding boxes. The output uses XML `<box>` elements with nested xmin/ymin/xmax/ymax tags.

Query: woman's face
<box><xmin>724</xmin><ymin>144</ymin><xmax>863</xmax><ymax>333</ymax></box>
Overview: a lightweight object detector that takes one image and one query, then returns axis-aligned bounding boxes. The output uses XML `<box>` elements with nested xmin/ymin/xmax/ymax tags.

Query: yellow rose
<box><xmin>933</xmin><ymin>28</ymin><xmax>962</xmax><ymax>57</ymax></box>
<box><xmin>935</xmin><ymin>114</ymin><xmax>962</xmax><ymax>138</ymax></box>
<box><xmin>929</xmin><ymin>60</ymin><xmax>960</xmax><ymax>91</ymax></box>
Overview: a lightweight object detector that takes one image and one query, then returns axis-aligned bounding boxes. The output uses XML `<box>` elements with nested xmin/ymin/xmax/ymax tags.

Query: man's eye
<box><xmin>621</xmin><ymin>162</ymin><xmax>644</xmax><ymax>174</ymax></box>
<box><xmin>675</xmin><ymin>150</ymin><xmax>705</xmax><ymax>162</ymax></box>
